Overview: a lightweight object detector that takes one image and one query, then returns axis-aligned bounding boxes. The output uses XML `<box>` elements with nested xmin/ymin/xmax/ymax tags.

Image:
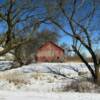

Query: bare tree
<box><xmin>44</xmin><ymin>0</ymin><xmax>100</xmax><ymax>83</ymax></box>
<box><xmin>14</xmin><ymin>29</ymin><xmax>59</xmax><ymax>66</ymax></box>
<box><xmin>0</xmin><ymin>0</ymin><xmax>46</xmax><ymax>56</ymax></box>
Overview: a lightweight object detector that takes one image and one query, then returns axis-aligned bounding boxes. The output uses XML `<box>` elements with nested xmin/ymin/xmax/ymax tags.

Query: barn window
<box><xmin>45</xmin><ymin>59</ymin><xmax>48</xmax><ymax>62</ymax></box>
<box><xmin>57</xmin><ymin>57</ymin><xmax>59</xmax><ymax>59</ymax></box>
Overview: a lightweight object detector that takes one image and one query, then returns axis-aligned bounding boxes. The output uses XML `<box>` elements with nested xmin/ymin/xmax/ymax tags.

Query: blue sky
<box><xmin>0</xmin><ymin>0</ymin><xmax>99</xmax><ymax>52</ymax></box>
<box><xmin>0</xmin><ymin>0</ymin><xmax>3</xmax><ymax>3</ymax></box>
<box><xmin>38</xmin><ymin>23</ymin><xmax>72</xmax><ymax>45</ymax></box>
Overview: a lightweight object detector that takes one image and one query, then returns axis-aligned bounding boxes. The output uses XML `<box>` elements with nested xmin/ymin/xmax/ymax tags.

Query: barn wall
<box><xmin>36</xmin><ymin>42</ymin><xmax>64</xmax><ymax>62</ymax></box>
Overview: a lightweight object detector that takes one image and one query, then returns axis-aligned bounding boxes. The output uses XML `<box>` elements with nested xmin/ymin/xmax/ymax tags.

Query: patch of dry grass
<box><xmin>30</xmin><ymin>72</ymin><xmax>57</xmax><ymax>83</ymax></box>
<box><xmin>0</xmin><ymin>72</ymin><xmax>29</xmax><ymax>85</ymax></box>
<box><xmin>30</xmin><ymin>72</ymin><xmax>45</xmax><ymax>80</ymax></box>
<box><xmin>62</xmin><ymin>79</ymin><xmax>99</xmax><ymax>92</ymax></box>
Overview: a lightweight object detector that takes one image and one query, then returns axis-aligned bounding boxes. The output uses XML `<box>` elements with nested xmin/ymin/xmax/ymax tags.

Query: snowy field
<box><xmin>0</xmin><ymin>61</ymin><xmax>99</xmax><ymax>100</ymax></box>
<box><xmin>0</xmin><ymin>91</ymin><xmax>100</xmax><ymax>100</ymax></box>
<box><xmin>0</xmin><ymin>62</ymin><xmax>93</xmax><ymax>91</ymax></box>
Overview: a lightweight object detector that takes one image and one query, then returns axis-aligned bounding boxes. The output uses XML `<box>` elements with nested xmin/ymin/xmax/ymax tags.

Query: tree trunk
<box><xmin>72</xmin><ymin>45</ymin><xmax>96</xmax><ymax>81</ymax></box>
<box><xmin>15</xmin><ymin>56</ymin><xmax>24</xmax><ymax>66</ymax></box>
<box><xmin>14</xmin><ymin>47</ymin><xmax>24</xmax><ymax>66</ymax></box>
<box><xmin>95</xmin><ymin>64</ymin><xmax>100</xmax><ymax>84</ymax></box>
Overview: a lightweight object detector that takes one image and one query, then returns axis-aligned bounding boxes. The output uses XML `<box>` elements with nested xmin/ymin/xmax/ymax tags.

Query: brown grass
<box><xmin>0</xmin><ymin>72</ymin><xmax>29</xmax><ymax>85</ymax></box>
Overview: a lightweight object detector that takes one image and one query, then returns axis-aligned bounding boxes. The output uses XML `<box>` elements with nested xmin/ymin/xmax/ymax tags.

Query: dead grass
<box><xmin>30</xmin><ymin>72</ymin><xmax>56</xmax><ymax>83</ymax></box>
<box><xmin>0</xmin><ymin>72</ymin><xmax>29</xmax><ymax>85</ymax></box>
<box><xmin>63</xmin><ymin>79</ymin><xmax>99</xmax><ymax>92</ymax></box>
<box><xmin>30</xmin><ymin>72</ymin><xmax>45</xmax><ymax>80</ymax></box>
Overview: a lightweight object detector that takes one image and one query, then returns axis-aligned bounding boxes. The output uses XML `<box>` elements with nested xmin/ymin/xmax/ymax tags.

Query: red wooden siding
<box><xmin>35</xmin><ymin>41</ymin><xmax>64</xmax><ymax>62</ymax></box>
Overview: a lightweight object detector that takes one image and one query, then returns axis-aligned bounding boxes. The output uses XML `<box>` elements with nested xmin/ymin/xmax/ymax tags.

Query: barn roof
<box><xmin>37</xmin><ymin>41</ymin><xmax>64</xmax><ymax>52</ymax></box>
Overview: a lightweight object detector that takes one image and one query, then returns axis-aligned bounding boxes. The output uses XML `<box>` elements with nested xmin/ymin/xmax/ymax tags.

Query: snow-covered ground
<box><xmin>4</xmin><ymin>62</ymin><xmax>93</xmax><ymax>76</ymax></box>
<box><xmin>0</xmin><ymin>62</ymin><xmax>94</xmax><ymax>91</ymax></box>
<box><xmin>0</xmin><ymin>91</ymin><xmax>100</xmax><ymax>100</ymax></box>
<box><xmin>0</xmin><ymin>61</ymin><xmax>13</xmax><ymax>71</ymax></box>
<box><xmin>0</xmin><ymin>61</ymin><xmax>99</xmax><ymax>100</ymax></box>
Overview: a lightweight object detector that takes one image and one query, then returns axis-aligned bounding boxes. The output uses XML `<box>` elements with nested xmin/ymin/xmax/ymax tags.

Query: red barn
<box><xmin>35</xmin><ymin>41</ymin><xmax>64</xmax><ymax>62</ymax></box>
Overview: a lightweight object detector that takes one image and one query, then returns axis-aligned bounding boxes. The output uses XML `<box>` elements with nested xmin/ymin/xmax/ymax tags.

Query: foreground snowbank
<box><xmin>0</xmin><ymin>91</ymin><xmax>100</xmax><ymax>100</ymax></box>
<box><xmin>0</xmin><ymin>62</ymin><xmax>99</xmax><ymax>100</ymax></box>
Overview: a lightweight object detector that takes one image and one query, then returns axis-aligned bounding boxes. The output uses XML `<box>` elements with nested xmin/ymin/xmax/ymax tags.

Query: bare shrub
<box><xmin>7</xmin><ymin>77</ymin><xmax>28</xmax><ymax>85</ymax></box>
<box><xmin>76</xmin><ymin>81</ymin><xmax>96</xmax><ymax>92</ymax></box>
<box><xmin>64</xmin><ymin>80</ymin><xmax>97</xmax><ymax>92</ymax></box>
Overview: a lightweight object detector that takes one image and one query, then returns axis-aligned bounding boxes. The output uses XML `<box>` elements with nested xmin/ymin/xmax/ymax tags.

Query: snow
<box><xmin>9</xmin><ymin>62</ymin><xmax>92</xmax><ymax>74</ymax></box>
<box><xmin>0</xmin><ymin>61</ymin><xmax>99</xmax><ymax>100</ymax></box>
<box><xmin>0</xmin><ymin>91</ymin><xmax>100</xmax><ymax>100</ymax></box>
<box><xmin>0</xmin><ymin>72</ymin><xmax>71</xmax><ymax>92</ymax></box>
<box><xmin>0</xmin><ymin>47</ymin><xmax>14</xmax><ymax>60</ymax></box>
<box><xmin>0</xmin><ymin>62</ymin><xmax>93</xmax><ymax>92</ymax></box>
<box><xmin>7</xmin><ymin>62</ymin><xmax>92</xmax><ymax>80</ymax></box>
<box><xmin>0</xmin><ymin>61</ymin><xmax>13</xmax><ymax>71</ymax></box>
